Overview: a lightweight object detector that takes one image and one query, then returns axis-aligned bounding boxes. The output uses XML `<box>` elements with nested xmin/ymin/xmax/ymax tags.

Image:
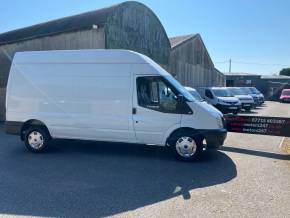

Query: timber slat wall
<box><xmin>169</xmin><ymin>35</ymin><xmax>225</xmax><ymax>88</ymax></box>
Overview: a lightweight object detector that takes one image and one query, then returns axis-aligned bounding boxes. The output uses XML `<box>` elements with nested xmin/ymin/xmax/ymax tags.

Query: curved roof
<box><xmin>0</xmin><ymin>3</ymin><xmax>121</xmax><ymax>45</ymax></box>
<box><xmin>0</xmin><ymin>1</ymin><xmax>171</xmax><ymax>65</ymax></box>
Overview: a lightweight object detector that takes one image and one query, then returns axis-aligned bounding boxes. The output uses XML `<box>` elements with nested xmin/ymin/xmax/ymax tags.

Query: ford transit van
<box><xmin>6</xmin><ymin>50</ymin><xmax>227</xmax><ymax>161</ymax></box>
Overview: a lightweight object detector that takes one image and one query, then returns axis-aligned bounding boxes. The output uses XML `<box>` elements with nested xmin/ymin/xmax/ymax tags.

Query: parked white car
<box><xmin>246</xmin><ymin>87</ymin><xmax>265</xmax><ymax>105</ymax></box>
<box><xmin>6</xmin><ymin>49</ymin><xmax>227</xmax><ymax>161</ymax></box>
<box><xmin>239</xmin><ymin>87</ymin><xmax>260</xmax><ymax>106</ymax></box>
<box><xmin>196</xmin><ymin>87</ymin><xmax>242</xmax><ymax>114</ymax></box>
<box><xmin>226</xmin><ymin>87</ymin><xmax>254</xmax><ymax>111</ymax></box>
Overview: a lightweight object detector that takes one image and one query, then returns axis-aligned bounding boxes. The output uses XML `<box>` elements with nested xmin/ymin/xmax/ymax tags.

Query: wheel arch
<box><xmin>165</xmin><ymin>127</ymin><xmax>203</xmax><ymax>146</ymax></box>
<box><xmin>20</xmin><ymin>119</ymin><xmax>51</xmax><ymax>140</ymax></box>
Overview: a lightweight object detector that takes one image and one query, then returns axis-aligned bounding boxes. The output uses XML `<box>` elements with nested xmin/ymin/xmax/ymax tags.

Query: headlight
<box><xmin>216</xmin><ymin>117</ymin><xmax>224</xmax><ymax>128</ymax></box>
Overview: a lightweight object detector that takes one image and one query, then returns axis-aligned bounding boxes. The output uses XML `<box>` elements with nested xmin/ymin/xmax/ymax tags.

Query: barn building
<box><xmin>169</xmin><ymin>34</ymin><xmax>225</xmax><ymax>87</ymax></box>
<box><xmin>0</xmin><ymin>1</ymin><xmax>224</xmax><ymax>121</ymax></box>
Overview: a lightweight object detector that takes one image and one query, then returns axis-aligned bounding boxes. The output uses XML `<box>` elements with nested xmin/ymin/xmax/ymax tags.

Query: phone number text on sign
<box><xmin>224</xmin><ymin>115</ymin><xmax>290</xmax><ymax>137</ymax></box>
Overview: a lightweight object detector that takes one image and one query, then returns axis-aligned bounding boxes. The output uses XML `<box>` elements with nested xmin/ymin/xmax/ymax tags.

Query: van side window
<box><xmin>137</xmin><ymin>76</ymin><xmax>178</xmax><ymax>113</ymax></box>
<box><xmin>205</xmin><ymin>89</ymin><xmax>213</xmax><ymax>99</ymax></box>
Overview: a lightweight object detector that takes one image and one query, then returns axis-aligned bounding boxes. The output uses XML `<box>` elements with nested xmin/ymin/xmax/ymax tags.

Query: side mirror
<box><xmin>177</xmin><ymin>94</ymin><xmax>185</xmax><ymax>103</ymax></box>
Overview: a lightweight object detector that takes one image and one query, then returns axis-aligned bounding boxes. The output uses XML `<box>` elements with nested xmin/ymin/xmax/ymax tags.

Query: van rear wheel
<box><xmin>169</xmin><ymin>132</ymin><xmax>203</xmax><ymax>161</ymax></box>
<box><xmin>24</xmin><ymin>126</ymin><xmax>50</xmax><ymax>153</ymax></box>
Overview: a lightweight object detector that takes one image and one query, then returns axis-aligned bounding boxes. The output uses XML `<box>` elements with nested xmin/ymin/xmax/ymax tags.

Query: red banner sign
<box><xmin>224</xmin><ymin>115</ymin><xmax>290</xmax><ymax>137</ymax></box>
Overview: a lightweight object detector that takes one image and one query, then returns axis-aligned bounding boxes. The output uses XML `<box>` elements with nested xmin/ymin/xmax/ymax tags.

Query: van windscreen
<box><xmin>165</xmin><ymin>76</ymin><xmax>195</xmax><ymax>102</ymax></box>
<box><xmin>212</xmin><ymin>89</ymin><xmax>233</xmax><ymax>97</ymax></box>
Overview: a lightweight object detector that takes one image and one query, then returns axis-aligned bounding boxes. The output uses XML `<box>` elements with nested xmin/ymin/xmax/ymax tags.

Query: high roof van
<box><xmin>6</xmin><ymin>50</ymin><xmax>227</xmax><ymax>161</ymax></box>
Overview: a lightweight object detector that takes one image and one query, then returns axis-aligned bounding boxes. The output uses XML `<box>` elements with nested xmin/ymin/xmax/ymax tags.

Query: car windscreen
<box><xmin>282</xmin><ymin>90</ymin><xmax>290</xmax><ymax>95</ymax></box>
<box><xmin>249</xmin><ymin>87</ymin><xmax>260</xmax><ymax>94</ymax></box>
<box><xmin>212</xmin><ymin>89</ymin><xmax>233</xmax><ymax>97</ymax></box>
<box><xmin>239</xmin><ymin>87</ymin><xmax>252</xmax><ymax>94</ymax></box>
<box><xmin>165</xmin><ymin>76</ymin><xmax>195</xmax><ymax>102</ymax></box>
<box><xmin>228</xmin><ymin>88</ymin><xmax>243</xmax><ymax>95</ymax></box>
<box><xmin>188</xmin><ymin>90</ymin><xmax>203</xmax><ymax>101</ymax></box>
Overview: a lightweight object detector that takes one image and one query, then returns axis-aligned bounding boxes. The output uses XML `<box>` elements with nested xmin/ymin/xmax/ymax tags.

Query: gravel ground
<box><xmin>282</xmin><ymin>137</ymin><xmax>290</xmax><ymax>154</ymax></box>
<box><xmin>0</xmin><ymin>101</ymin><xmax>289</xmax><ymax>218</ymax></box>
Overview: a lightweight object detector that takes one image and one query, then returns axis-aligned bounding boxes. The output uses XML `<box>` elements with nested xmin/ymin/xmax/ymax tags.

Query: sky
<box><xmin>0</xmin><ymin>0</ymin><xmax>289</xmax><ymax>75</ymax></box>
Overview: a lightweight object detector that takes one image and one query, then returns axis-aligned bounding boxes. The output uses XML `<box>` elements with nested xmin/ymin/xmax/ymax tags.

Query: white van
<box><xmin>226</xmin><ymin>87</ymin><xmax>254</xmax><ymax>111</ymax></box>
<box><xmin>196</xmin><ymin>87</ymin><xmax>241</xmax><ymax>114</ymax></box>
<box><xmin>6</xmin><ymin>50</ymin><xmax>227</xmax><ymax>161</ymax></box>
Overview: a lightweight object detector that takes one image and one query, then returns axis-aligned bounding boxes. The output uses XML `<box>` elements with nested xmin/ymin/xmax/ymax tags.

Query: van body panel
<box><xmin>131</xmin><ymin>64</ymin><xmax>182</xmax><ymax>145</ymax></box>
<box><xmin>6</xmin><ymin>49</ymin><xmax>227</xmax><ymax>149</ymax></box>
<box><xmin>181</xmin><ymin>101</ymin><xmax>222</xmax><ymax>130</ymax></box>
<box><xmin>7</xmin><ymin>54</ymin><xmax>137</xmax><ymax>142</ymax></box>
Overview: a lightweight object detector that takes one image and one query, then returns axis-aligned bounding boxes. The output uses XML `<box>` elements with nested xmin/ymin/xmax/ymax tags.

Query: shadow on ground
<box><xmin>0</xmin><ymin>130</ymin><xmax>237</xmax><ymax>217</ymax></box>
<box><xmin>220</xmin><ymin>146</ymin><xmax>290</xmax><ymax>160</ymax></box>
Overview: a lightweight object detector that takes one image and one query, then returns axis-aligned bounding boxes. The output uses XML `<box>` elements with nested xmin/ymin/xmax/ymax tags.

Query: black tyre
<box><xmin>24</xmin><ymin>126</ymin><xmax>51</xmax><ymax>153</ymax></box>
<box><xmin>169</xmin><ymin>131</ymin><xmax>203</xmax><ymax>162</ymax></box>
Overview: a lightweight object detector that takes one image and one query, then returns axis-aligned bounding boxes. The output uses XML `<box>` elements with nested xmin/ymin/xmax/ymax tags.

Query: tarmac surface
<box><xmin>0</xmin><ymin>101</ymin><xmax>289</xmax><ymax>218</ymax></box>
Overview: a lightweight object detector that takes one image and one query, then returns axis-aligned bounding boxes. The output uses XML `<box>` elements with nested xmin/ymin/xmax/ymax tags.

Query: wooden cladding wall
<box><xmin>105</xmin><ymin>2</ymin><xmax>170</xmax><ymax>65</ymax></box>
<box><xmin>169</xmin><ymin>36</ymin><xmax>225</xmax><ymax>87</ymax></box>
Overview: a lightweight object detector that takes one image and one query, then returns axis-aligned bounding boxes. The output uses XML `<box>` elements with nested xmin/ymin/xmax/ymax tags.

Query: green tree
<box><xmin>280</xmin><ymin>68</ymin><xmax>290</xmax><ymax>76</ymax></box>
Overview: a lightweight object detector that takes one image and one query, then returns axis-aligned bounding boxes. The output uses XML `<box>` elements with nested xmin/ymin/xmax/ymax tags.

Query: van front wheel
<box><xmin>170</xmin><ymin>133</ymin><xmax>203</xmax><ymax>161</ymax></box>
<box><xmin>24</xmin><ymin>126</ymin><xmax>50</xmax><ymax>153</ymax></box>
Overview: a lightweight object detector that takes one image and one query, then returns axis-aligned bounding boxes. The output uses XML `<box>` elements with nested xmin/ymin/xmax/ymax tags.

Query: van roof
<box><xmin>13</xmin><ymin>49</ymin><xmax>152</xmax><ymax>65</ymax></box>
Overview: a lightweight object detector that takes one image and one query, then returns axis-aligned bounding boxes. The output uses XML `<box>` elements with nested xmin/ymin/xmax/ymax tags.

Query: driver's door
<box><xmin>133</xmin><ymin>75</ymin><xmax>181</xmax><ymax>145</ymax></box>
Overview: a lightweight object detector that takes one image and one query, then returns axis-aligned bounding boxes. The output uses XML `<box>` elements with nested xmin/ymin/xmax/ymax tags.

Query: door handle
<box><xmin>132</xmin><ymin>108</ymin><xmax>137</xmax><ymax>114</ymax></box>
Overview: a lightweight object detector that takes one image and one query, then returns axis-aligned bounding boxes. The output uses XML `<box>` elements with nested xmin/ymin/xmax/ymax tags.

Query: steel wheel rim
<box><xmin>175</xmin><ymin>136</ymin><xmax>197</xmax><ymax>158</ymax></box>
<box><xmin>28</xmin><ymin>131</ymin><xmax>44</xmax><ymax>149</ymax></box>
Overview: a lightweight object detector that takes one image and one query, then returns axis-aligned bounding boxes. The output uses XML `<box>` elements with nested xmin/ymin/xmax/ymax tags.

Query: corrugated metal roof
<box><xmin>261</xmin><ymin>75</ymin><xmax>290</xmax><ymax>79</ymax></box>
<box><xmin>169</xmin><ymin>34</ymin><xmax>197</xmax><ymax>48</ymax></box>
<box><xmin>0</xmin><ymin>3</ymin><xmax>120</xmax><ymax>45</ymax></box>
<box><xmin>223</xmin><ymin>72</ymin><xmax>261</xmax><ymax>76</ymax></box>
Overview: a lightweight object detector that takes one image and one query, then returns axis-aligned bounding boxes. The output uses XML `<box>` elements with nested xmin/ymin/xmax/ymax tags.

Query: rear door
<box><xmin>132</xmin><ymin>75</ymin><xmax>181</xmax><ymax>145</ymax></box>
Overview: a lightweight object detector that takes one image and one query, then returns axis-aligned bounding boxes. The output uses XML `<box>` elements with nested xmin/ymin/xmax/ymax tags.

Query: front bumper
<box><xmin>252</xmin><ymin>98</ymin><xmax>259</xmax><ymax>106</ymax></box>
<box><xmin>258</xmin><ymin>97</ymin><xmax>264</xmax><ymax>105</ymax></box>
<box><xmin>241</xmin><ymin>102</ymin><xmax>254</xmax><ymax>110</ymax></box>
<box><xmin>215</xmin><ymin>103</ymin><xmax>241</xmax><ymax>114</ymax></box>
<box><xmin>200</xmin><ymin>128</ymin><xmax>227</xmax><ymax>149</ymax></box>
<box><xmin>281</xmin><ymin>98</ymin><xmax>290</xmax><ymax>102</ymax></box>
